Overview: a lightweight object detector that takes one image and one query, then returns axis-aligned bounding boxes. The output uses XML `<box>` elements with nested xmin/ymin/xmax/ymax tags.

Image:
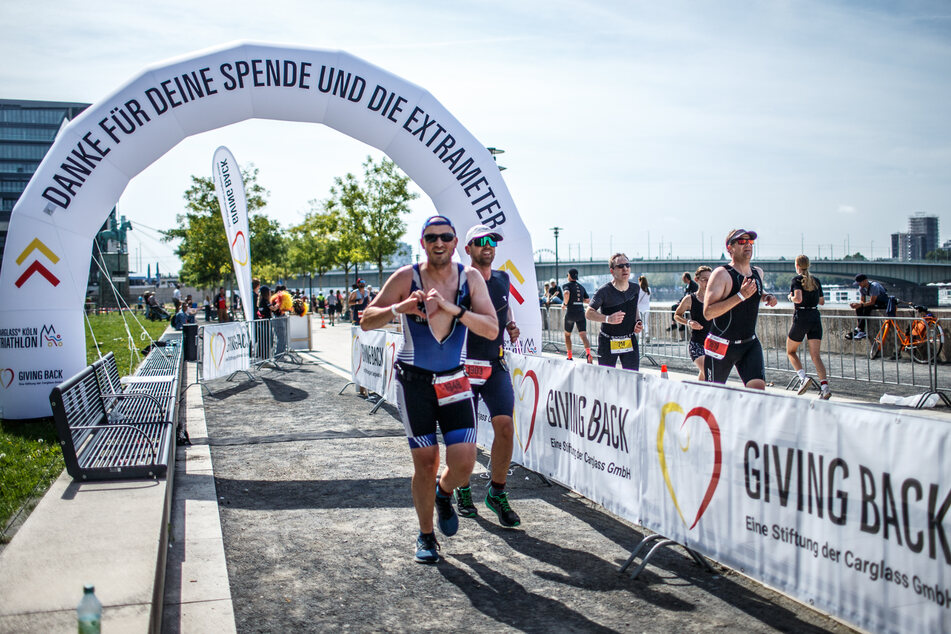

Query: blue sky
<box><xmin>3</xmin><ymin>0</ymin><xmax>950</xmax><ymax>273</ymax></box>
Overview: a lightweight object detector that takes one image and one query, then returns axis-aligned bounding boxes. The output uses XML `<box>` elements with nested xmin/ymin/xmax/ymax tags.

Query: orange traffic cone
<box><xmin>321</xmin><ymin>316</ymin><xmax>326</xmax><ymax>329</ymax></box>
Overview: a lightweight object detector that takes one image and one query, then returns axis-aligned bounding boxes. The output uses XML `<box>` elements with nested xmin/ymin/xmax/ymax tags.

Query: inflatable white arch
<box><xmin>0</xmin><ymin>42</ymin><xmax>540</xmax><ymax>419</ymax></box>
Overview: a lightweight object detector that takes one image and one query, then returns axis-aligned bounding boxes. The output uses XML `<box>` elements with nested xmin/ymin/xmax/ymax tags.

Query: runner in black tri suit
<box><xmin>452</xmin><ymin>224</ymin><xmax>523</xmax><ymax>528</ymax></box>
<box><xmin>585</xmin><ymin>253</ymin><xmax>643</xmax><ymax>371</ymax></box>
<box><xmin>703</xmin><ymin>229</ymin><xmax>778</xmax><ymax>388</ymax></box>
<box><xmin>562</xmin><ymin>268</ymin><xmax>592</xmax><ymax>363</ymax></box>
<box><xmin>673</xmin><ymin>265</ymin><xmax>713</xmax><ymax>381</ymax></box>
<box><xmin>786</xmin><ymin>254</ymin><xmax>831</xmax><ymax>399</ymax></box>
<box><xmin>360</xmin><ymin>216</ymin><xmax>499</xmax><ymax>564</ymax></box>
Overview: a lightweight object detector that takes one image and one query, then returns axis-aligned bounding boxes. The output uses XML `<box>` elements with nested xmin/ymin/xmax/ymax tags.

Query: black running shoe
<box><xmin>434</xmin><ymin>488</ymin><xmax>459</xmax><ymax>536</ymax></box>
<box><xmin>485</xmin><ymin>491</ymin><xmax>521</xmax><ymax>528</ymax></box>
<box><xmin>415</xmin><ymin>532</ymin><xmax>440</xmax><ymax>564</ymax></box>
<box><xmin>455</xmin><ymin>486</ymin><xmax>478</xmax><ymax>518</ymax></box>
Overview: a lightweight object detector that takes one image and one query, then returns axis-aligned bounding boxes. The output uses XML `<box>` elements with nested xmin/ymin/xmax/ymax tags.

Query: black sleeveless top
<box><xmin>710</xmin><ymin>265</ymin><xmax>762</xmax><ymax>340</ymax></box>
<box><xmin>791</xmin><ymin>275</ymin><xmax>823</xmax><ymax>310</ymax></box>
<box><xmin>688</xmin><ymin>293</ymin><xmax>712</xmax><ymax>344</ymax></box>
<box><xmin>467</xmin><ymin>270</ymin><xmax>509</xmax><ymax>360</ymax></box>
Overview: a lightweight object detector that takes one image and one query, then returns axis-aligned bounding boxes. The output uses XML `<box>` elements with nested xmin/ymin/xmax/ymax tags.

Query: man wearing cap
<box><xmin>848</xmin><ymin>274</ymin><xmax>888</xmax><ymax>340</ymax></box>
<box><xmin>349</xmin><ymin>279</ymin><xmax>370</xmax><ymax>325</ymax></box>
<box><xmin>544</xmin><ymin>279</ymin><xmax>563</xmax><ymax>306</ymax></box>
<box><xmin>586</xmin><ymin>253</ymin><xmax>644</xmax><ymax>370</ymax></box>
<box><xmin>562</xmin><ymin>268</ymin><xmax>592</xmax><ymax>362</ymax></box>
<box><xmin>361</xmin><ymin>216</ymin><xmax>498</xmax><ymax>564</ymax></box>
<box><xmin>703</xmin><ymin>229</ymin><xmax>778</xmax><ymax>388</ymax></box>
<box><xmin>453</xmin><ymin>225</ymin><xmax>523</xmax><ymax>528</ymax></box>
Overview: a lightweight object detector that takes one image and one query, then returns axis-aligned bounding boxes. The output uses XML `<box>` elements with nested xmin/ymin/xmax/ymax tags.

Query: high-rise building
<box><xmin>907</xmin><ymin>213</ymin><xmax>939</xmax><ymax>257</ymax></box>
<box><xmin>0</xmin><ymin>99</ymin><xmax>90</xmax><ymax>271</ymax></box>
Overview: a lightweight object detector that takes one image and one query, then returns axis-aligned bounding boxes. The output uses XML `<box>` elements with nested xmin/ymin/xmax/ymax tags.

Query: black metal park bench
<box><xmin>49</xmin><ymin>358</ymin><xmax>177</xmax><ymax>481</ymax></box>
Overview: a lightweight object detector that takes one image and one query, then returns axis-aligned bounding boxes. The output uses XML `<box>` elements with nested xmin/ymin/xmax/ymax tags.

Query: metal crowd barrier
<box><xmin>540</xmin><ymin>306</ymin><xmax>950</xmax><ymax>394</ymax></box>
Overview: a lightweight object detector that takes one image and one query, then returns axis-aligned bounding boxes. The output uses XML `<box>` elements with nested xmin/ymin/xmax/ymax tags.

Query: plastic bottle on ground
<box><xmin>77</xmin><ymin>584</ymin><xmax>102</xmax><ymax>634</ymax></box>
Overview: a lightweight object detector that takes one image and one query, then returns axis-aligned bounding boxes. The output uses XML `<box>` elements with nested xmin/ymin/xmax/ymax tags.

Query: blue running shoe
<box><xmin>415</xmin><ymin>532</ymin><xmax>440</xmax><ymax>564</ymax></box>
<box><xmin>434</xmin><ymin>487</ymin><xmax>459</xmax><ymax>536</ymax></box>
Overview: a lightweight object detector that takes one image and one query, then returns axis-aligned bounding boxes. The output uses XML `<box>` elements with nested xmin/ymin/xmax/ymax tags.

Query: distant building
<box><xmin>891</xmin><ymin>213</ymin><xmax>940</xmax><ymax>260</ymax></box>
<box><xmin>0</xmin><ymin>99</ymin><xmax>90</xmax><ymax>270</ymax></box>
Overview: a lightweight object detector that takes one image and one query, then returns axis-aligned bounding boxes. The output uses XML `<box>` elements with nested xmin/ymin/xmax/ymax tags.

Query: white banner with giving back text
<box><xmin>200</xmin><ymin>321</ymin><xmax>251</xmax><ymax>381</ymax></box>
<box><xmin>350</xmin><ymin>327</ymin><xmax>399</xmax><ymax>402</ymax></box>
<box><xmin>505</xmin><ymin>352</ymin><xmax>950</xmax><ymax>634</ymax></box>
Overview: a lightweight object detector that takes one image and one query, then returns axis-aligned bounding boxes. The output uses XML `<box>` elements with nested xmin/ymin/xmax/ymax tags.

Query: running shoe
<box><xmin>485</xmin><ymin>491</ymin><xmax>521</xmax><ymax>528</ymax></box>
<box><xmin>415</xmin><ymin>532</ymin><xmax>440</xmax><ymax>564</ymax></box>
<box><xmin>566</xmin><ymin>351</ymin><xmax>573</xmax><ymax>360</ymax></box>
<box><xmin>585</xmin><ymin>349</ymin><xmax>593</xmax><ymax>364</ymax></box>
<box><xmin>819</xmin><ymin>389</ymin><xmax>832</xmax><ymax>400</ymax></box>
<box><xmin>853</xmin><ymin>331</ymin><xmax>868</xmax><ymax>340</ymax></box>
<box><xmin>434</xmin><ymin>488</ymin><xmax>459</xmax><ymax>536</ymax></box>
<box><xmin>796</xmin><ymin>377</ymin><xmax>814</xmax><ymax>395</ymax></box>
<box><xmin>455</xmin><ymin>486</ymin><xmax>478</xmax><ymax>518</ymax></box>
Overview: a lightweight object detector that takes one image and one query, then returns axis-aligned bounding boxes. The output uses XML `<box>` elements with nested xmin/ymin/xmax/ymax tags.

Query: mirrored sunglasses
<box><xmin>469</xmin><ymin>236</ymin><xmax>497</xmax><ymax>247</ymax></box>
<box><xmin>423</xmin><ymin>232</ymin><xmax>456</xmax><ymax>243</ymax></box>
<box><xmin>731</xmin><ymin>238</ymin><xmax>755</xmax><ymax>245</ymax></box>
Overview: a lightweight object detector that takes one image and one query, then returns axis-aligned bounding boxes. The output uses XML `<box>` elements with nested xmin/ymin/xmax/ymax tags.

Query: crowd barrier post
<box><xmin>194</xmin><ymin>321</ymin><xmax>256</xmax><ymax>394</ymax></box>
<box><xmin>272</xmin><ymin>316</ymin><xmax>303</xmax><ymax>365</ymax></box>
<box><xmin>619</xmin><ymin>534</ymin><xmax>714</xmax><ymax>580</ymax></box>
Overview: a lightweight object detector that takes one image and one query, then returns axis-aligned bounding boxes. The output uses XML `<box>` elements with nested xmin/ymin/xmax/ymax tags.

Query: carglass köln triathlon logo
<box><xmin>656</xmin><ymin>402</ymin><xmax>722</xmax><ymax>529</ymax></box>
<box><xmin>41</xmin><ymin>324</ymin><xmax>63</xmax><ymax>347</ymax></box>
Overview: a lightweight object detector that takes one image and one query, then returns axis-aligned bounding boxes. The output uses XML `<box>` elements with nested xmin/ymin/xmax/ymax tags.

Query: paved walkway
<box><xmin>190</xmin><ymin>321</ymin><xmax>857</xmax><ymax>632</ymax></box>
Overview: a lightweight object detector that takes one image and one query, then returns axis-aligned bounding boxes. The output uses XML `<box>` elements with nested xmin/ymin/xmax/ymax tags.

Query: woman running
<box><xmin>637</xmin><ymin>276</ymin><xmax>651</xmax><ymax>339</ymax></box>
<box><xmin>673</xmin><ymin>266</ymin><xmax>713</xmax><ymax>380</ymax></box>
<box><xmin>787</xmin><ymin>255</ymin><xmax>831</xmax><ymax>399</ymax></box>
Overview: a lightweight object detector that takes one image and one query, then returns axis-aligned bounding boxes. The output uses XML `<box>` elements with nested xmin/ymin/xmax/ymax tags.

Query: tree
<box><xmin>323</xmin><ymin>156</ymin><xmax>418</xmax><ymax>289</ymax></box>
<box><xmin>358</xmin><ymin>156</ymin><xmax>418</xmax><ymax>287</ymax></box>
<box><xmin>843</xmin><ymin>252</ymin><xmax>868</xmax><ymax>261</ymax></box>
<box><xmin>925</xmin><ymin>249</ymin><xmax>951</xmax><ymax>262</ymax></box>
<box><xmin>286</xmin><ymin>209</ymin><xmax>339</xmax><ymax>292</ymax></box>
<box><xmin>163</xmin><ymin>166</ymin><xmax>282</xmax><ymax>289</ymax></box>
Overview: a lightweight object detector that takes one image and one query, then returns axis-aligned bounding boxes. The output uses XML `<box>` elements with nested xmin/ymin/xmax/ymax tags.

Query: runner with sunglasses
<box><xmin>702</xmin><ymin>229</ymin><xmax>778</xmax><ymax>388</ymax></box>
<box><xmin>585</xmin><ymin>253</ymin><xmax>643</xmax><ymax>370</ymax></box>
<box><xmin>360</xmin><ymin>215</ymin><xmax>499</xmax><ymax>564</ymax></box>
<box><xmin>452</xmin><ymin>224</ymin><xmax>523</xmax><ymax>528</ymax></box>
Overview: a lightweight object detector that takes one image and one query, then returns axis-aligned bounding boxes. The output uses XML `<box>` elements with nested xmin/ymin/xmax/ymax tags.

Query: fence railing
<box><xmin>540</xmin><ymin>306</ymin><xmax>949</xmax><ymax>391</ymax></box>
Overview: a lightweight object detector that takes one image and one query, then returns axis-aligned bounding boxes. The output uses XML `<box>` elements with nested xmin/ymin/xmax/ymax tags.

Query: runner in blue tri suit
<box><xmin>360</xmin><ymin>215</ymin><xmax>498</xmax><ymax>564</ymax></box>
<box><xmin>703</xmin><ymin>229</ymin><xmax>778</xmax><ymax>388</ymax></box>
<box><xmin>452</xmin><ymin>224</ymin><xmax>522</xmax><ymax>528</ymax></box>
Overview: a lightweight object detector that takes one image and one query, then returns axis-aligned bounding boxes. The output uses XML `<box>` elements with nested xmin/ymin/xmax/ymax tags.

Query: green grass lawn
<box><xmin>1</xmin><ymin>311</ymin><xmax>170</xmax><ymax>537</ymax></box>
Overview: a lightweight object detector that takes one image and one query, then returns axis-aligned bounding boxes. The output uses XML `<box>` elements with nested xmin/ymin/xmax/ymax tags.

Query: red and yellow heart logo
<box><xmin>511</xmin><ymin>367</ymin><xmax>539</xmax><ymax>451</ymax></box>
<box><xmin>351</xmin><ymin>333</ymin><xmax>363</xmax><ymax>375</ymax></box>
<box><xmin>384</xmin><ymin>341</ymin><xmax>397</xmax><ymax>389</ymax></box>
<box><xmin>0</xmin><ymin>368</ymin><xmax>13</xmax><ymax>389</ymax></box>
<box><xmin>656</xmin><ymin>402</ymin><xmax>722</xmax><ymax>530</ymax></box>
<box><xmin>210</xmin><ymin>332</ymin><xmax>227</xmax><ymax>368</ymax></box>
<box><xmin>231</xmin><ymin>231</ymin><xmax>249</xmax><ymax>266</ymax></box>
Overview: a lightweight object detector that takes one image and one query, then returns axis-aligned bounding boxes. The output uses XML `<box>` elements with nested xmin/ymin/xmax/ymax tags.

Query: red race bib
<box><xmin>464</xmin><ymin>360</ymin><xmax>492</xmax><ymax>386</ymax></box>
<box><xmin>703</xmin><ymin>333</ymin><xmax>729</xmax><ymax>360</ymax></box>
<box><xmin>433</xmin><ymin>369</ymin><xmax>473</xmax><ymax>406</ymax></box>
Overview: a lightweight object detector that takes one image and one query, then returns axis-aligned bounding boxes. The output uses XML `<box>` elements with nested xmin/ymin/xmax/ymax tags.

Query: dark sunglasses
<box><xmin>423</xmin><ymin>232</ymin><xmax>456</xmax><ymax>243</ymax></box>
<box><xmin>469</xmin><ymin>236</ymin><xmax>497</xmax><ymax>248</ymax></box>
<box><xmin>731</xmin><ymin>238</ymin><xmax>755</xmax><ymax>245</ymax></box>
<box><xmin>612</xmin><ymin>262</ymin><xmax>631</xmax><ymax>269</ymax></box>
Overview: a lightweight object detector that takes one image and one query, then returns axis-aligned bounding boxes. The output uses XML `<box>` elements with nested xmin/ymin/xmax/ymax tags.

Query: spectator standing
<box><xmin>215</xmin><ymin>287</ymin><xmax>228</xmax><ymax>322</ymax></box>
<box><xmin>847</xmin><ymin>273</ymin><xmax>888</xmax><ymax>340</ymax></box>
<box><xmin>349</xmin><ymin>280</ymin><xmax>370</xmax><ymax>325</ymax></box>
<box><xmin>327</xmin><ymin>289</ymin><xmax>339</xmax><ymax>326</ymax></box>
<box><xmin>637</xmin><ymin>276</ymin><xmax>651</xmax><ymax>339</ymax></box>
<box><xmin>203</xmin><ymin>295</ymin><xmax>211</xmax><ymax>321</ymax></box>
<box><xmin>172</xmin><ymin>283</ymin><xmax>181</xmax><ymax>304</ymax></box>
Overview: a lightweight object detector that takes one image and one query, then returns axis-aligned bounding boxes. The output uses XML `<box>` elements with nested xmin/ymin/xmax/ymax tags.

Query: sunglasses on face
<box><xmin>612</xmin><ymin>262</ymin><xmax>631</xmax><ymax>269</ymax></box>
<box><xmin>423</xmin><ymin>232</ymin><xmax>456</xmax><ymax>243</ymax></box>
<box><xmin>731</xmin><ymin>238</ymin><xmax>755</xmax><ymax>245</ymax></box>
<box><xmin>469</xmin><ymin>236</ymin><xmax>497</xmax><ymax>248</ymax></box>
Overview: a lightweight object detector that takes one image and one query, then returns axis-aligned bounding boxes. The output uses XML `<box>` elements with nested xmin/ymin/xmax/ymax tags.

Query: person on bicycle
<box><xmin>786</xmin><ymin>255</ymin><xmax>831</xmax><ymax>399</ymax></box>
<box><xmin>847</xmin><ymin>274</ymin><xmax>888</xmax><ymax>340</ymax></box>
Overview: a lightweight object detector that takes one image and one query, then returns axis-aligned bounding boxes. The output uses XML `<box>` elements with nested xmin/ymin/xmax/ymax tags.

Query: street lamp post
<box><xmin>551</xmin><ymin>226</ymin><xmax>563</xmax><ymax>284</ymax></box>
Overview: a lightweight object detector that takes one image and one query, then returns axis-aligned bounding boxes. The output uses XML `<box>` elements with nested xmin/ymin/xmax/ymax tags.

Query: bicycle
<box><xmin>868</xmin><ymin>302</ymin><xmax>944</xmax><ymax>364</ymax></box>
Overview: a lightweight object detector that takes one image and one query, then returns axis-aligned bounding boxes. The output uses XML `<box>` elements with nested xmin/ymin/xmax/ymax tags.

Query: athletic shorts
<box><xmin>472</xmin><ymin>360</ymin><xmax>515</xmax><ymax>419</ymax></box>
<box><xmin>688</xmin><ymin>340</ymin><xmax>706</xmax><ymax>361</ymax></box>
<box><xmin>597</xmin><ymin>333</ymin><xmax>639</xmax><ymax>371</ymax></box>
<box><xmin>395</xmin><ymin>362</ymin><xmax>477</xmax><ymax>450</ymax></box>
<box><xmin>328</xmin><ymin>305</ymin><xmax>336</xmax><ymax>314</ymax></box>
<box><xmin>788</xmin><ymin>313</ymin><xmax>822</xmax><ymax>343</ymax></box>
<box><xmin>564</xmin><ymin>310</ymin><xmax>586</xmax><ymax>334</ymax></box>
<box><xmin>704</xmin><ymin>337</ymin><xmax>765</xmax><ymax>385</ymax></box>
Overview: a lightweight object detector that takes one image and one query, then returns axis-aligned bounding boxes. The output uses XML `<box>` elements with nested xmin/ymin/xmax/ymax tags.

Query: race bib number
<box><xmin>433</xmin><ymin>369</ymin><xmax>473</xmax><ymax>406</ymax></box>
<box><xmin>610</xmin><ymin>336</ymin><xmax>633</xmax><ymax>354</ymax></box>
<box><xmin>704</xmin><ymin>333</ymin><xmax>729</xmax><ymax>360</ymax></box>
<box><xmin>464</xmin><ymin>359</ymin><xmax>492</xmax><ymax>386</ymax></box>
